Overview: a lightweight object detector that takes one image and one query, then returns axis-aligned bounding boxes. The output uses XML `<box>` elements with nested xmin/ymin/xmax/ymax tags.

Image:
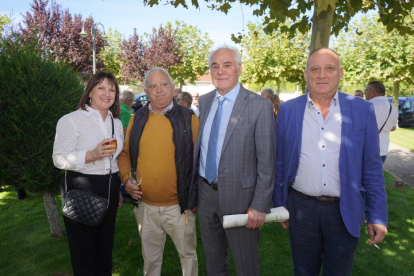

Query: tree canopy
<box><xmin>240</xmin><ymin>20</ymin><xmax>309</xmax><ymax>92</ymax></box>
<box><xmin>142</xmin><ymin>0</ymin><xmax>414</xmax><ymax>51</ymax></box>
<box><xmin>120</xmin><ymin>26</ymin><xmax>183</xmax><ymax>84</ymax></box>
<box><xmin>336</xmin><ymin>14</ymin><xmax>414</xmax><ymax>98</ymax></box>
<box><xmin>19</xmin><ymin>0</ymin><xmax>107</xmax><ymax>73</ymax></box>
<box><xmin>166</xmin><ymin>20</ymin><xmax>213</xmax><ymax>87</ymax></box>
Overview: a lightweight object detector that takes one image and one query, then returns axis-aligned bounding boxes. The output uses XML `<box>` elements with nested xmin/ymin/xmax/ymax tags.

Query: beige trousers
<box><xmin>134</xmin><ymin>203</ymin><xmax>198</xmax><ymax>276</ymax></box>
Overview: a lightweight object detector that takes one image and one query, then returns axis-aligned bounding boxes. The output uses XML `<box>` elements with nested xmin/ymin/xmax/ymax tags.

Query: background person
<box><xmin>119</xmin><ymin>90</ymin><xmax>135</xmax><ymax>134</ymax></box>
<box><xmin>364</xmin><ymin>80</ymin><xmax>398</xmax><ymax>163</ymax></box>
<box><xmin>273</xmin><ymin>48</ymin><xmax>388</xmax><ymax>276</ymax></box>
<box><xmin>53</xmin><ymin>72</ymin><xmax>124</xmax><ymax>276</ymax></box>
<box><xmin>189</xmin><ymin>46</ymin><xmax>275</xmax><ymax>276</ymax></box>
<box><xmin>177</xmin><ymin>91</ymin><xmax>192</xmax><ymax>108</ymax></box>
<box><xmin>178</xmin><ymin>91</ymin><xmax>200</xmax><ymax>117</ymax></box>
<box><xmin>192</xmin><ymin>91</ymin><xmax>199</xmax><ymax>107</ymax></box>
<box><xmin>354</xmin><ymin>89</ymin><xmax>364</xmax><ymax>98</ymax></box>
<box><xmin>119</xmin><ymin>67</ymin><xmax>199</xmax><ymax>276</ymax></box>
<box><xmin>260</xmin><ymin>87</ymin><xmax>280</xmax><ymax>119</ymax></box>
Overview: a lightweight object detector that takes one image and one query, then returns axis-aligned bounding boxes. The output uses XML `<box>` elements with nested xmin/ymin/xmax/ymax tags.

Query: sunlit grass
<box><xmin>390</xmin><ymin>127</ymin><xmax>414</xmax><ymax>150</ymax></box>
<box><xmin>0</xmin><ymin>171</ymin><xmax>413</xmax><ymax>276</ymax></box>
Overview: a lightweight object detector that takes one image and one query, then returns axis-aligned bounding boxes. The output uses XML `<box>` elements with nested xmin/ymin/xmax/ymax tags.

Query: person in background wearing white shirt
<box><xmin>364</xmin><ymin>80</ymin><xmax>398</xmax><ymax>163</ymax></box>
<box><xmin>53</xmin><ymin>72</ymin><xmax>124</xmax><ymax>276</ymax></box>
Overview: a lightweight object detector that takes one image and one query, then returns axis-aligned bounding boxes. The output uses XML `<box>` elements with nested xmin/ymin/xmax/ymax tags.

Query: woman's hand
<box><xmin>86</xmin><ymin>138</ymin><xmax>116</xmax><ymax>163</ymax></box>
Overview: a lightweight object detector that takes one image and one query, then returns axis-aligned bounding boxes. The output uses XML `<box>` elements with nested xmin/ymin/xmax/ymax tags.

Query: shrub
<box><xmin>0</xmin><ymin>37</ymin><xmax>84</xmax><ymax>236</ymax></box>
<box><xmin>0</xmin><ymin>38</ymin><xmax>83</xmax><ymax>193</ymax></box>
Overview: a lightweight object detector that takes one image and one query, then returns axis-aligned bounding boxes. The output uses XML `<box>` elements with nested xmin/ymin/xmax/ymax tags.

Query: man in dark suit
<box><xmin>188</xmin><ymin>46</ymin><xmax>275</xmax><ymax>275</ymax></box>
<box><xmin>273</xmin><ymin>48</ymin><xmax>388</xmax><ymax>275</ymax></box>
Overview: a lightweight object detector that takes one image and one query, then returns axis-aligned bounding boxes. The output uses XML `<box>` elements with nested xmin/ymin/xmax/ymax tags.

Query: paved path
<box><xmin>383</xmin><ymin>143</ymin><xmax>414</xmax><ymax>188</ymax></box>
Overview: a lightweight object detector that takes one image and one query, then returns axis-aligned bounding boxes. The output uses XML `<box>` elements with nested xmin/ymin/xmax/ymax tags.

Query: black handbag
<box><xmin>62</xmin><ymin>116</ymin><xmax>114</xmax><ymax>227</ymax></box>
<box><xmin>62</xmin><ymin>184</ymin><xmax>109</xmax><ymax>227</ymax></box>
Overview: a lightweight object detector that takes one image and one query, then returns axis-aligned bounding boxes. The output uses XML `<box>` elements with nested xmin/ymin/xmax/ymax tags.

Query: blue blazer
<box><xmin>273</xmin><ymin>92</ymin><xmax>388</xmax><ymax>237</ymax></box>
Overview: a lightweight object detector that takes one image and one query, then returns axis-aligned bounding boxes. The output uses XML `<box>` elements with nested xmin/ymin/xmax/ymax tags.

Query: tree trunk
<box><xmin>309</xmin><ymin>0</ymin><xmax>338</xmax><ymax>52</ymax></box>
<box><xmin>276</xmin><ymin>80</ymin><xmax>281</xmax><ymax>94</ymax></box>
<box><xmin>43</xmin><ymin>191</ymin><xmax>65</xmax><ymax>238</ymax></box>
<box><xmin>392</xmin><ymin>80</ymin><xmax>400</xmax><ymax>106</ymax></box>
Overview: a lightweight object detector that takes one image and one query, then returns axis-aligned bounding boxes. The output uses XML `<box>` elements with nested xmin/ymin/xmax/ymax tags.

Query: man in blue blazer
<box><xmin>273</xmin><ymin>48</ymin><xmax>388</xmax><ymax>276</ymax></box>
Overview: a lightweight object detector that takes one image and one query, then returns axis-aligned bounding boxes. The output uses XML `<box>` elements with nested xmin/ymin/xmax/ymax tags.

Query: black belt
<box><xmin>200</xmin><ymin>176</ymin><xmax>218</xmax><ymax>190</ymax></box>
<box><xmin>293</xmin><ymin>189</ymin><xmax>339</xmax><ymax>204</ymax></box>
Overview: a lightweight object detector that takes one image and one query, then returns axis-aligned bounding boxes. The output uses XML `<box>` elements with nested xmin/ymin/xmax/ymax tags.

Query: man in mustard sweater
<box><xmin>119</xmin><ymin>67</ymin><xmax>199</xmax><ymax>276</ymax></box>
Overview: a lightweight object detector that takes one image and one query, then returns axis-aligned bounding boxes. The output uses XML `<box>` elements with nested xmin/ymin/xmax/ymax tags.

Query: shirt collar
<box><xmin>82</xmin><ymin>104</ymin><xmax>113</xmax><ymax>118</ymax></box>
<box><xmin>148</xmin><ymin>100</ymin><xmax>174</xmax><ymax>114</ymax></box>
<box><xmin>214</xmin><ymin>83</ymin><xmax>240</xmax><ymax>102</ymax></box>
<box><xmin>307</xmin><ymin>90</ymin><xmax>339</xmax><ymax>109</ymax></box>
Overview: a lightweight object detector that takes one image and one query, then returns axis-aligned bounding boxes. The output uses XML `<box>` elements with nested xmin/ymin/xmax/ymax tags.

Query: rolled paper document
<box><xmin>223</xmin><ymin>207</ymin><xmax>289</xmax><ymax>229</ymax></box>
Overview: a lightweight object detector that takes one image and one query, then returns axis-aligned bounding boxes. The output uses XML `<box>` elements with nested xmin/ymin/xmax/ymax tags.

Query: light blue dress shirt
<box><xmin>199</xmin><ymin>83</ymin><xmax>240</xmax><ymax>179</ymax></box>
<box><xmin>293</xmin><ymin>91</ymin><xmax>342</xmax><ymax>197</ymax></box>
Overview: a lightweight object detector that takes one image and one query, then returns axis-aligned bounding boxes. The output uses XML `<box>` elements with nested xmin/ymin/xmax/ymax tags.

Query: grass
<box><xmin>390</xmin><ymin>127</ymin><xmax>414</xmax><ymax>151</ymax></box>
<box><xmin>1</xmin><ymin>172</ymin><xmax>413</xmax><ymax>276</ymax></box>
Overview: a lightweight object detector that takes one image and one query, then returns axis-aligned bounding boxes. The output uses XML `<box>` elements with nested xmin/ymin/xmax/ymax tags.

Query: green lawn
<box><xmin>390</xmin><ymin>127</ymin><xmax>414</xmax><ymax>150</ymax></box>
<box><xmin>1</xmin><ymin>172</ymin><xmax>413</xmax><ymax>276</ymax></box>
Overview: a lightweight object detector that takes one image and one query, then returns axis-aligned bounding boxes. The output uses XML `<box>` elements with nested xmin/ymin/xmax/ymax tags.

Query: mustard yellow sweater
<box><xmin>119</xmin><ymin>112</ymin><xmax>199</xmax><ymax>206</ymax></box>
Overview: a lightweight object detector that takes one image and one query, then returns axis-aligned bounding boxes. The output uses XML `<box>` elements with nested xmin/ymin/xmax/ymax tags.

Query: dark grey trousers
<box><xmin>197</xmin><ymin>176</ymin><xmax>260</xmax><ymax>276</ymax></box>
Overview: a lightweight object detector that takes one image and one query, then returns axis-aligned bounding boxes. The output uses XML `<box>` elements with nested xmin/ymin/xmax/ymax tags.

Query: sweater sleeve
<box><xmin>191</xmin><ymin>114</ymin><xmax>199</xmax><ymax>146</ymax></box>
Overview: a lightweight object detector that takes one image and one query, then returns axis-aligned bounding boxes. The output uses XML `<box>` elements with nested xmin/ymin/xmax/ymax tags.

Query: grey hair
<box><xmin>306</xmin><ymin>48</ymin><xmax>342</xmax><ymax>70</ymax></box>
<box><xmin>143</xmin><ymin>67</ymin><xmax>174</xmax><ymax>91</ymax></box>
<box><xmin>179</xmin><ymin>91</ymin><xmax>193</xmax><ymax>106</ymax></box>
<box><xmin>207</xmin><ymin>45</ymin><xmax>242</xmax><ymax>69</ymax></box>
<box><xmin>120</xmin><ymin>90</ymin><xmax>135</xmax><ymax>102</ymax></box>
<box><xmin>261</xmin><ymin>87</ymin><xmax>275</xmax><ymax>97</ymax></box>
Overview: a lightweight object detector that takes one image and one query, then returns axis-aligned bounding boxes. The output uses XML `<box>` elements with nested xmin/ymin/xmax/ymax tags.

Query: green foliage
<box><xmin>143</xmin><ymin>0</ymin><xmax>414</xmax><ymax>45</ymax></box>
<box><xmin>99</xmin><ymin>28</ymin><xmax>124</xmax><ymax>81</ymax></box>
<box><xmin>390</xmin><ymin>127</ymin><xmax>414</xmax><ymax>151</ymax></box>
<box><xmin>335</xmin><ymin>14</ymin><xmax>414</xmax><ymax>96</ymax></box>
<box><xmin>239</xmin><ymin>21</ymin><xmax>309</xmax><ymax>92</ymax></box>
<box><xmin>0</xmin><ymin>38</ymin><xmax>84</xmax><ymax>193</ymax></box>
<box><xmin>0</xmin><ymin>13</ymin><xmax>11</xmax><ymax>35</ymax></box>
<box><xmin>166</xmin><ymin>21</ymin><xmax>214</xmax><ymax>87</ymax></box>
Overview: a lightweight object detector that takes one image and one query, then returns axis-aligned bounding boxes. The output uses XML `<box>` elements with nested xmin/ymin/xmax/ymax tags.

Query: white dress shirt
<box><xmin>293</xmin><ymin>92</ymin><xmax>342</xmax><ymax>197</ymax></box>
<box><xmin>199</xmin><ymin>83</ymin><xmax>240</xmax><ymax>178</ymax></box>
<box><xmin>191</xmin><ymin>104</ymin><xmax>200</xmax><ymax>117</ymax></box>
<box><xmin>369</xmin><ymin>96</ymin><xmax>398</xmax><ymax>156</ymax></box>
<box><xmin>53</xmin><ymin>105</ymin><xmax>124</xmax><ymax>174</ymax></box>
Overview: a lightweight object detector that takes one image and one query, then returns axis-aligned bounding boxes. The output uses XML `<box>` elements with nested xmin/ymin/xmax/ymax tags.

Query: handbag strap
<box><xmin>379</xmin><ymin>103</ymin><xmax>392</xmax><ymax>134</ymax></box>
<box><xmin>64</xmin><ymin>115</ymin><xmax>115</xmax><ymax>209</ymax></box>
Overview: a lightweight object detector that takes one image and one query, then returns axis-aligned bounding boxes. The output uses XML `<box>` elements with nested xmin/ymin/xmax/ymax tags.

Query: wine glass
<box><xmin>126</xmin><ymin>169</ymin><xmax>142</xmax><ymax>204</ymax></box>
<box><xmin>104</xmin><ymin>134</ymin><xmax>117</xmax><ymax>154</ymax></box>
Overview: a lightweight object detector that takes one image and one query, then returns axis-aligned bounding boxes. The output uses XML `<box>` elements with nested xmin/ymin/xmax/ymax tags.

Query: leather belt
<box><xmin>293</xmin><ymin>189</ymin><xmax>339</xmax><ymax>204</ymax></box>
<box><xmin>200</xmin><ymin>176</ymin><xmax>218</xmax><ymax>191</ymax></box>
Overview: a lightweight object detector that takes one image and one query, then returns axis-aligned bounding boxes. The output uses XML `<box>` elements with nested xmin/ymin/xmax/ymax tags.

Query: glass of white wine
<box><xmin>127</xmin><ymin>169</ymin><xmax>142</xmax><ymax>204</ymax></box>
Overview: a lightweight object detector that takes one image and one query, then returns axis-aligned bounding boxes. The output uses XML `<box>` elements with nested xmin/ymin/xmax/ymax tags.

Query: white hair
<box><xmin>143</xmin><ymin>67</ymin><xmax>174</xmax><ymax>91</ymax></box>
<box><xmin>207</xmin><ymin>45</ymin><xmax>242</xmax><ymax>69</ymax></box>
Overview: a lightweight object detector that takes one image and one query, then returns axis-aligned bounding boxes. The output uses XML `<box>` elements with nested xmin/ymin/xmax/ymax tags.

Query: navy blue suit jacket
<box><xmin>273</xmin><ymin>92</ymin><xmax>388</xmax><ymax>237</ymax></box>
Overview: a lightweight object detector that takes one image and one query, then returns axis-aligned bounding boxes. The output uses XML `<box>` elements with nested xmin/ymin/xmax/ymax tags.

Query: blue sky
<box><xmin>2</xmin><ymin>0</ymin><xmax>263</xmax><ymax>47</ymax></box>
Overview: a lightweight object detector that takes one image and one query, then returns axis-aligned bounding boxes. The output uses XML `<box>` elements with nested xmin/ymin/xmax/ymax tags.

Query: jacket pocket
<box><xmin>241</xmin><ymin>176</ymin><xmax>255</xmax><ymax>188</ymax></box>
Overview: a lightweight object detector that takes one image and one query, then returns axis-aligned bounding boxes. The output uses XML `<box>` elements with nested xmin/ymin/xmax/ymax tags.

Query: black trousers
<box><xmin>63</xmin><ymin>171</ymin><xmax>121</xmax><ymax>276</ymax></box>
